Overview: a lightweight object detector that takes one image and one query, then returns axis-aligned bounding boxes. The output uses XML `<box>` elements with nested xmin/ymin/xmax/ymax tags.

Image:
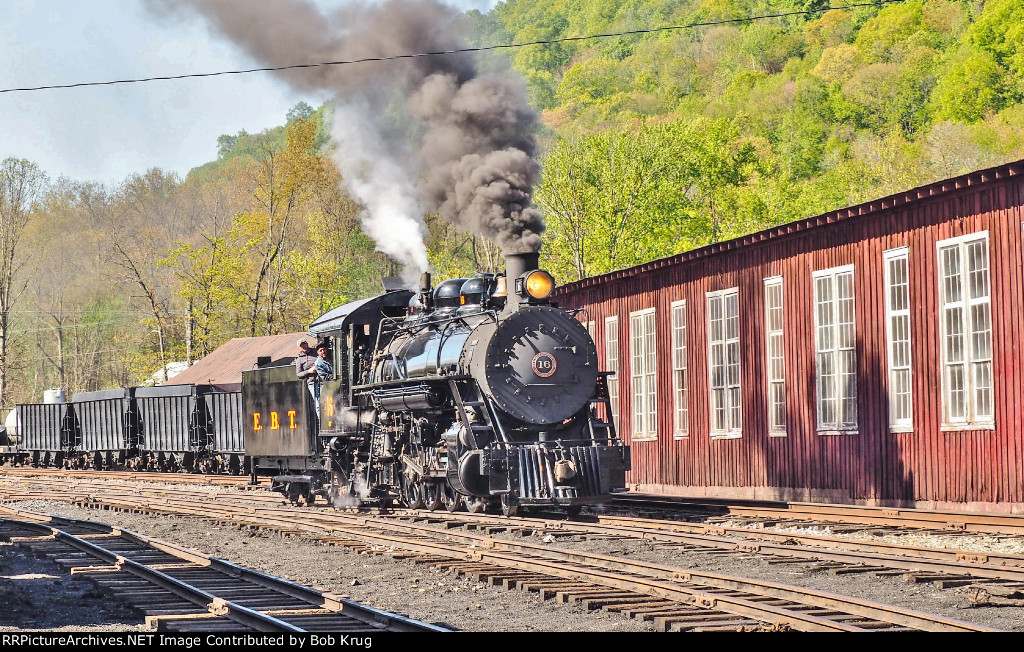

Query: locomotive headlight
<box><xmin>524</xmin><ymin>270</ymin><xmax>555</xmax><ymax>299</ymax></box>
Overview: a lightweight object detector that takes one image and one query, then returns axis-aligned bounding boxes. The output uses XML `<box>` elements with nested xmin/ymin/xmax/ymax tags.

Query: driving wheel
<box><xmin>441</xmin><ymin>483</ymin><xmax>462</xmax><ymax>512</ymax></box>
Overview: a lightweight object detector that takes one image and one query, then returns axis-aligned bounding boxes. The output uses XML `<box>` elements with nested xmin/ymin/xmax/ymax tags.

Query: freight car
<box><xmin>0</xmin><ymin>253</ymin><xmax>631</xmax><ymax>515</ymax></box>
<box><xmin>0</xmin><ymin>385</ymin><xmax>245</xmax><ymax>474</ymax></box>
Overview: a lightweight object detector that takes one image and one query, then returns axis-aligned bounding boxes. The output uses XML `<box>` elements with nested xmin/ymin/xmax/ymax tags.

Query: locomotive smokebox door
<box><xmin>241</xmin><ymin>366</ymin><xmax>316</xmax><ymax>458</ymax></box>
<box><xmin>471</xmin><ymin>306</ymin><xmax>598</xmax><ymax>425</ymax></box>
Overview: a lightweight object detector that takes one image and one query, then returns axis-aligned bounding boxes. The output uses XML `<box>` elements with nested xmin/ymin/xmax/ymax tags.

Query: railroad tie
<box><xmin>555</xmin><ymin>588</ymin><xmax>634</xmax><ymax>604</ymax></box>
<box><xmin>539</xmin><ymin>583</ymin><xmax>597</xmax><ymax>600</ymax></box>
<box><xmin>828</xmin><ymin>564</ymin><xmax>891</xmax><ymax>576</ymax></box>
<box><xmin>903</xmin><ymin>571</ymin><xmax>975</xmax><ymax>585</ymax></box>
<box><xmin>670</xmin><ymin>617</ymin><xmax>761</xmax><ymax>632</ymax></box>
<box><xmin>580</xmin><ymin>595</ymin><xmax>661</xmax><ymax>610</ymax></box>
<box><xmin>601</xmin><ymin>599</ymin><xmax>677</xmax><ymax>614</ymax></box>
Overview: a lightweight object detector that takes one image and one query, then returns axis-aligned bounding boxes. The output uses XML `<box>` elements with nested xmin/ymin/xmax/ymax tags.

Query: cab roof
<box><xmin>308</xmin><ymin>290</ymin><xmax>414</xmax><ymax>337</ymax></box>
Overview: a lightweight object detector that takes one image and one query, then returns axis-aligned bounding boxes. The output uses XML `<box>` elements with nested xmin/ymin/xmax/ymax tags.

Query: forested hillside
<box><xmin>472</xmin><ymin>0</ymin><xmax>1024</xmax><ymax>279</ymax></box>
<box><xmin>2</xmin><ymin>0</ymin><xmax>1023</xmax><ymax>404</ymax></box>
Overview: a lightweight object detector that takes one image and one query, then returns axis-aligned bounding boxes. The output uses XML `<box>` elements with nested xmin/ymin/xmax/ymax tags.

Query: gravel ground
<box><xmin>2</xmin><ymin>496</ymin><xmax>1024</xmax><ymax>632</ymax></box>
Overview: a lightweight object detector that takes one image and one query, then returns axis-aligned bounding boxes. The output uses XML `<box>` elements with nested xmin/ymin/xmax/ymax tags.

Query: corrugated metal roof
<box><xmin>555</xmin><ymin>158</ymin><xmax>1024</xmax><ymax>294</ymax></box>
<box><xmin>165</xmin><ymin>332</ymin><xmax>309</xmax><ymax>390</ymax></box>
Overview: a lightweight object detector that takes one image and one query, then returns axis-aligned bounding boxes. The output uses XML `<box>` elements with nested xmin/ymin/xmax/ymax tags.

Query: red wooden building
<box><xmin>554</xmin><ymin>160</ymin><xmax>1024</xmax><ymax>512</ymax></box>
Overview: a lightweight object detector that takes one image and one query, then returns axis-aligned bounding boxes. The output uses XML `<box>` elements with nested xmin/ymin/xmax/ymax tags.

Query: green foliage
<box><xmin>537</xmin><ymin>121</ymin><xmax>693</xmax><ymax>281</ymax></box>
<box><xmin>189</xmin><ymin>102</ymin><xmax>330</xmax><ymax>185</ymax></box>
<box><xmin>968</xmin><ymin>0</ymin><xmax>1024</xmax><ymax>77</ymax></box>
<box><xmin>931</xmin><ymin>46</ymin><xmax>1008</xmax><ymax>122</ymax></box>
<box><xmin>486</xmin><ymin>0</ymin><xmax>1024</xmax><ymax>278</ymax></box>
<box><xmin>12</xmin><ymin>0</ymin><xmax>1024</xmax><ymax>401</ymax></box>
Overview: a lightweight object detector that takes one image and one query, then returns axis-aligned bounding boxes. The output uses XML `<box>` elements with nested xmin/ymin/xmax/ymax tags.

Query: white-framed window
<box><xmin>707</xmin><ymin>288</ymin><xmax>741</xmax><ymax>438</ymax></box>
<box><xmin>586</xmin><ymin>320</ymin><xmax>595</xmax><ymax>338</ymax></box>
<box><xmin>604</xmin><ymin>316</ymin><xmax>620</xmax><ymax>427</ymax></box>
<box><xmin>671</xmin><ymin>300</ymin><xmax>689</xmax><ymax>438</ymax></box>
<box><xmin>937</xmin><ymin>232</ymin><xmax>993</xmax><ymax>429</ymax></box>
<box><xmin>629</xmin><ymin>308</ymin><xmax>657</xmax><ymax>441</ymax></box>
<box><xmin>883</xmin><ymin>247</ymin><xmax>913</xmax><ymax>432</ymax></box>
<box><xmin>763</xmin><ymin>277</ymin><xmax>786</xmax><ymax>436</ymax></box>
<box><xmin>813</xmin><ymin>265</ymin><xmax>857</xmax><ymax>433</ymax></box>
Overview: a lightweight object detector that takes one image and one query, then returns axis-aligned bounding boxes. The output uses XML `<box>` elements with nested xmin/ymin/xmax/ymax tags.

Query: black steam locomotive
<box><xmin>248</xmin><ymin>252</ymin><xmax>630</xmax><ymax>515</ymax></box>
<box><xmin>0</xmin><ymin>254</ymin><xmax>630</xmax><ymax>515</ymax></box>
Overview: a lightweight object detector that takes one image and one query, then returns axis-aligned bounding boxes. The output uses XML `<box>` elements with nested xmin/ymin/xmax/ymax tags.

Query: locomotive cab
<box><xmin>244</xmin><ymin>288</ymin><xmax>413</xmax><ymax>505</ymax></box>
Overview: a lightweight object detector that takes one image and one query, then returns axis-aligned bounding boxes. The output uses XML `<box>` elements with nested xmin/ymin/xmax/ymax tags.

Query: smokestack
<box><xmin>505</xmin><ymin>252</ymin><xmax>539</xmax><ymax>286</ymax></box>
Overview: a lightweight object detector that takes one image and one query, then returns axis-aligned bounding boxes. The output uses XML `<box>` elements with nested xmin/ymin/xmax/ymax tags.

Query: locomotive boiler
<box><xmin>245</xmin><ymin>253</ymin><xmax>630</xmax><ymax>515</ymax></box>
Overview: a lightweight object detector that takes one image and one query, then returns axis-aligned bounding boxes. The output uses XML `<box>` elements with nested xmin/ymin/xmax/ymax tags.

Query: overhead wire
<box><xmin>0</xmin><ymin>0</ymin><xmax>908</xmax><ymax>95</ymax></box>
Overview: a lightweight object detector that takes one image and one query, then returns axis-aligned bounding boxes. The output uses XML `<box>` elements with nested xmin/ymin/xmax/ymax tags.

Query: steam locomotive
<box><xmin>249</xmin><ymin>252</ymin><xmax>630</xmax><ymax>515</ymax></box>
<box><xmin>0</xmin><ymin>254</ymin><xmax>630</xmax><ymax>515</ymax></box>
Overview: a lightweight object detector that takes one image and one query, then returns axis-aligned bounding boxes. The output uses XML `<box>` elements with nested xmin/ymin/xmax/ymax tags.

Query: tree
<box><xmin>0</xmin><ymin>159</ymin><xmax>47</xmax><ymax>405</ymax></box>
<box><xmin>536</xmin><ymin>120</ymin><xmax>696</xmax><ymax>281</ymax></box>
<box><xmin>931</xmin><ymin>47</ymin><xmax>1007</xmax><ymax>123</ymax></box>
<box><xmin>104</xmin><ymin>169</ymin><xmax>188</xmax><ymax>381</ymax></box>
<box><xmin>684</xmin><ymin>117</ymin><xmax>761</xmax><ymax>244</ymax></box>
<box><xmin>230</xmin><ymin>116</ymin><xmax>327</xmax><ymax>336</ymax></box>
<box><xmin>162</xmin><ymin>179</ymin><xmax>247</xmax><ymax>362</ymax></box>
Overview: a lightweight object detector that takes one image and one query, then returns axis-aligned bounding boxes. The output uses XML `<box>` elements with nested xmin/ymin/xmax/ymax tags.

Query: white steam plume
<box><xmin>330</xmin><ymin>103</ymin><xmax>429</xmax><ymax>280</ymax></box>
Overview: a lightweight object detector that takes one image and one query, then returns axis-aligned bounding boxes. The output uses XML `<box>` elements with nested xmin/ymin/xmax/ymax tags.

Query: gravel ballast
<box><xmin>2</xmin><ymin>497</ymin><xmax>1023</xmax><ymax>632</ymax></box>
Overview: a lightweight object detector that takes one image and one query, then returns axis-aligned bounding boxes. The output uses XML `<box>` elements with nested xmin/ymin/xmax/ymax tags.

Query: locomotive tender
<box><xmin>0</xmin><ymin>254</ymin><xmax>629</xmax><ymax>514</ymax></box>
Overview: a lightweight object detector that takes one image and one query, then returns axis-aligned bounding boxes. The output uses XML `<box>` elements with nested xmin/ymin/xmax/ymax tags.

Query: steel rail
<box><xmin>0</xmin><ymin>506</ymin><xmax>450</xmax><ymax>633</ymax></box>
<box><xmin>611</xmin><ymin>494</ymin><xmax>1024</xmax><ymax>535</ymax></box>
<box><xmin>0</xmin><ymin>466</ymin><xmax>265</xmax><ymax>487</ymax></box>
<box><xmin>511</xmin><ymin>513</ymin><xmax>1024</xmax><ymax>582</ymax></box>
<box><xmin>11</xmin><ymin>479</ymin><xmax>1024</xmax><ymax>581</ymax></box>
<box><xmin>92</xmin><ymin>499</ymin><xmax>872</xmax><ymax>631</ymax></box>
<box><xmin>291</xmin><ymin>511</ymin><xmax>996</xmax><ymax>632</ymax></box>
<box><xmin>589</xmin><ymin>513</ymin><xmax>1024</xmax><ymax>570</ymax></box>
<box><xmin>193</xmin><ymin>502</ymin><xmax>1002</xmax><ymax>631</ymax></box>
<box><xmin>0</xmin><ymin>517</ymin><xmax>305</xmax><ymax>632</ymax></box>
<box><xmin>19</xmin><ymin>490</ymin><xmax>994</xmax><ymax>632</ymax></box>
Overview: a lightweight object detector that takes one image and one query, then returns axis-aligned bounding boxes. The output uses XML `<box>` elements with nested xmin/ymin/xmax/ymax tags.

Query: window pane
<box><xmin>971</xmin><ymin>304</ymin><xmax>992</xmax><ymax>360</ymax></box>
<box><xmin>946</xmin><ymin>364</ymin><xmax>966</xmax><ymax>420</ymax></box>
<box><xmin>941</xmin><ymin>246</ymin><xmax>962</xmax><ymax>303</ymax></box>
<box><xmin>967</xmin><ymin>240</ymin><xmax>989</xmax><ymax>300</ymax></box>
<box><xmin>605</xmin><ymin>317</ymin><xmax>619</xmax><ymax>425</ymax></box>
<box><xmin>974</xmin><ymin>361</ymin><xmax>992</xmax><ymax>419</ymax></box>
<box><xmin>709</xmin><ymin>297</ymin><xmax>722</xmax><ymax>341</ymax></box>
<box><xmin>725</xmin><ymin>293</ymin><xmax>739</xmax><ymax>340</ymax></box>
<box><xmin>672</xmin><ymin>303</ymin><xmax>688</xmax><ymax>436</ymax></box>
<box><xmin>632</xmin><ymin>375</ymin><xmax>643</xmax><ymax>430</ymax></box>
<box><xmin>709</xmin><ymin>289</ymin><xmax>740</xmax><ymax>436</ymax></box>
<box><xmin>815</xmin><ymin>269</ymin><xmax>857</xmax><ymax>431</ymax></box>
<box><xmin>944</xmin><ymin>307</ymin><xmax>964</xmax><ymax>362</ymax></box>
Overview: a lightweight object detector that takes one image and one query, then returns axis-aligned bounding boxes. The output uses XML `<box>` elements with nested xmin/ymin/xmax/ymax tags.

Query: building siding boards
<box><xmin>554</xmin><ymin>161</ymin><xmax>1024</xmax><ymax>510</ymax></box>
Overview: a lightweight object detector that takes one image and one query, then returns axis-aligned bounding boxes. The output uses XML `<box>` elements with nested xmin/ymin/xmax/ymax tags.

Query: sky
<box><xmin>0</xmin><ymin>0</ymin><xmax>498</xmax><ymax>186</ymax></box>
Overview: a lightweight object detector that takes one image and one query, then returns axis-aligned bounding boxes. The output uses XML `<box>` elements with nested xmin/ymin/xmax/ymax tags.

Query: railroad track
<box><xmin>610</xmin><ymin>493</ymin><xmax>1024</xmax><ymax>537</ymax></box>
<box><xmin>0</xmin><ymin>481</ymin><xmax>997</xmax><ymax>632</ymax></box>
<box><xmin>7</xmin><ymin>475</ymin><xmax>1024</xmax><ymax>602</ymax></box>
<box><xmin>374</xmin><ymin>509</ymin><xmax>1024</xmax><ymax>605</ymax></box>
<box><xmin>0</xmin><ymin>507</ymin><xmax>449</xmax><ymax>633</ymax></box>
<box><xmin>8</xmin><ymin>475</ymin><xmax>1024</xmax><ymax>586</ymax></box>
<box><xmin>0</xmin><ymin>466</ymin><xmax>265</xmax><ymax>488</ymax></box>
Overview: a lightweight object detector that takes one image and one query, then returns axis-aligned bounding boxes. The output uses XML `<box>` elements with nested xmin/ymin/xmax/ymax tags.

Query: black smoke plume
<box><xmin>147</xmin><ymin>0</ymin><xmax>544</xmax><ymax>263</ymax></box>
